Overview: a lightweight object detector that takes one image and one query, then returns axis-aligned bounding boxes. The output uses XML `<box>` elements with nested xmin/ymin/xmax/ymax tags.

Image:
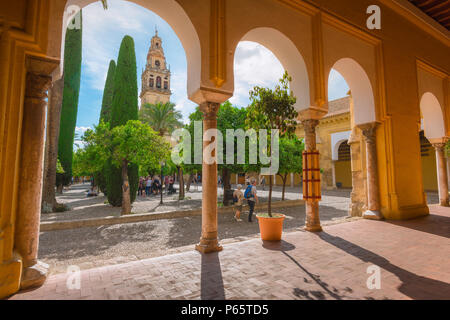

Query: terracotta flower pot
<box><xmin>256</xmin><ymin>214</ymin><xmax>285</xmax><ymax>241</ymax></box>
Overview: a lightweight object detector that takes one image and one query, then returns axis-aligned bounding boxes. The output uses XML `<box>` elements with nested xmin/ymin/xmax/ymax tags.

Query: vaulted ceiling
<box><xmin>408</xmin><ymin>0</ymin><xmax>450</xmax><ymax>30</ymax></box>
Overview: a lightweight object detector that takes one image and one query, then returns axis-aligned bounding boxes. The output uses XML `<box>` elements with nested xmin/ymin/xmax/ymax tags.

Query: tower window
<box><xmin>164</xmin><ymin>81</ymin><xmax>168</xmax><ymax>90</ymax></box>
<box><xmin>155</xmin><ymin>60</ymin><xmax>160</xmax><ymax>68</ymax></box>
<box><xmin>149</xmin><ymin>78</ymin><xmax>154</xmax><ymax>88</ymax></box>
<box><xmin>156</xmin><ymin>76</ymin><xmax>161</xmax><ymax>88</ymax></box>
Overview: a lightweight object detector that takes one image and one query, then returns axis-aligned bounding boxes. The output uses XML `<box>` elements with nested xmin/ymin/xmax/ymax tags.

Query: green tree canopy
<box><xmin>246</xmin><ymin>71</ymin><xmax>298</xmax><ymax>216</ymax></box>
<box><xmin>139</xmin><ymin>102</ymin><xmax>183</xmax><ymax>136</ymax></box>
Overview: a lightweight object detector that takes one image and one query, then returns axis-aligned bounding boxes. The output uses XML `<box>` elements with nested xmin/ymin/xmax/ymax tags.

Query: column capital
<box><xmin>199</xmin><ymin>101</ymin><xmax>220</xmax><ymax>120</ymax></box>
<box><xmin>301</xmin><ymin>119</ymin><xmax>320</xmax><ymax>134</ymax></box>
<box><xmin>358</xmin><ymin>122</ymin><xmax>380</xmax><ymax>144</ymax></box>
<box><xmin>432</xmin><ymin>142</ymin><xmax>446</xmax><ymax>151</ymax></box>
<box><xmin>25</xmin><ymin>73</ymin><xmax>52</xmax><ymax>100</ymax></box>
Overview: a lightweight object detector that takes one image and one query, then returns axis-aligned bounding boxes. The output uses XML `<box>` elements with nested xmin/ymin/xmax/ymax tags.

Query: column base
<box><xmin>362</xmin><ymin>210</ymin><xmax>383</xmax><ymax>220</ymax></box>
<box><xmin>304</xmin><ymin>224</ymin><xmax>323</xmax><ymax>232</ymax></box>
<box><xmin>195</xmin><ymin>238</ymin><xmax>223</xmax><ymax>254</ymax></box>
<box><xmin>20</xmin><ymin>260</ymin><xmax>49</xmax><ymax>290</ymax></box>
<box><xmin>439</xmin><ymin>201</ymin><xmax>449</xmax><ymax>207</ymax></box>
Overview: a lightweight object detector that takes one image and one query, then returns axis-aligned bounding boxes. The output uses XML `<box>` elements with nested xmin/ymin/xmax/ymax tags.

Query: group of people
<box><xmin>232</xmin><ymin>178</ymin><xmax>258</xmax><ymax>223</ymax></box>
<box><xmin>138</xmin><ymin>175</ymin><xmax>176</xmax><ymax>197</ymax></box>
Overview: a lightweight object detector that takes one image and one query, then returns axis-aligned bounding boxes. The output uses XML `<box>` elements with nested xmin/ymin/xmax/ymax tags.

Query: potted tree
<box><xmin>247</xmin><ymin>72</ymin><xmax>298</xmax><ymax>241</ymax></box>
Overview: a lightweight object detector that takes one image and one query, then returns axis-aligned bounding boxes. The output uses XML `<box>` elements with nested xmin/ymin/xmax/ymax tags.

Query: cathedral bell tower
<box><xmin>140</xmin><ymin>29</ymin><xmax>171</xmax><ymax>106</ymax></box>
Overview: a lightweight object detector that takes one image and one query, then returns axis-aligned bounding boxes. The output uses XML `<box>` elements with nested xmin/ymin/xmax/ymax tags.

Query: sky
<box><xmin>75</xmin><ymin>0</ymin><xmax>349</xmax><ymax>138</ymax></box>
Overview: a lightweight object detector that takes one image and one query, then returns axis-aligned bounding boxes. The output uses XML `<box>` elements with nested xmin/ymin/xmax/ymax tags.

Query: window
<box><xmin>149</xmin><ymin>78</ymin><xmax>154</xmax><ymax>88</ymax></box>
<box><xmin>156</xmin><ymin>76</ymin><xmax>161</xmax><ymax>88</ymax></box>
<box><xmin>164</xmin><ymin>81</ymin><xmax>168</xmax><ymax>90</ymax></box>
<box><xmin>155</xmin><ymin>60</ymin><xmax>160</xmax><ymax>68</ymax></box>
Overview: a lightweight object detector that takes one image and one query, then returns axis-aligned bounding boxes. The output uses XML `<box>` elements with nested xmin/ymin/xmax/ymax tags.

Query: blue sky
<box><xmin>75</xmin><ymin>0</ymin><xmax>348</xmax><ymax>137</ymax></box>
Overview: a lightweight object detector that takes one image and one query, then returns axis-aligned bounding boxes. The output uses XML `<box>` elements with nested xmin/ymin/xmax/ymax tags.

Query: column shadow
<box><xmin>386</xmin><ymin>213</ymin><xmax>450</xmax><ymax>239</ymax></box>
<box><xmin>262</xmin><ymin>240</ymin><xmax>348</xmax><ymax>300</ymax></box>
<box><xmin>200</xmin><ymin>252</ymin><xmax>226</xmax><ymax>300</ymax></box>
<box><xmin>317</xmin><ymin>232</ymin><xmax>450</xmax><ymax>300</ymax></box>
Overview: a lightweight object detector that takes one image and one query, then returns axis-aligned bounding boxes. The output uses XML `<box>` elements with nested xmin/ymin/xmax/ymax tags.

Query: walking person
<box><xmin>261</xmin><ymin>176</ymin><xmax>266</xmax><ymax>191</ymax></box>
<box><xmin>244</xmin><ymin>178</ymin><xmax>258</xmax><ymax>222</ymax></box>
<box><xmin>233</xmin><ymin>184</ymin><xmax>244</xmax><ymax>221</ymax></box>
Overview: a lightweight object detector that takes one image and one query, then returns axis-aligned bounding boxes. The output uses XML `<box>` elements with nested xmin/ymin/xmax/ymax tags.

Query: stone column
<box><xmin>14</xmin><ymin>71</ymin><xmax>52</xmax><ymax>289</ymax></box>
<box><xmin>433</xmin><ymin>142</ymin><xmax>449</xmax><ymax>207</ymax></box>
<box><xmin>359</xmin><ymin>122</ymin><xmax>383</xmax><ymax>220</ymax></box>
<box><xmin>331</xmin><ymin>160</ymin><xmax>337</xmax><ymax>189</ymax></box>
<box><xmin>196</xmin><ymin>102</ymin><xmax>222</xmax><ymax>253</ymax></box>
<box><xmin>348</xmin><ymin>128</ymin><xmax>366</xmax><ymax>216</ymax></box>
<box><xmin>302</xmin><ymin>119</ymin><xmax>322</xmax><ymax>232</ymax></box>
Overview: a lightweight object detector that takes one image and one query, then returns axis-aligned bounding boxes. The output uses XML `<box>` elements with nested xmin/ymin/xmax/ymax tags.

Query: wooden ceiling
<box><xmin>408</xmin><ymin>0</ymin><xmax>450</xmax><ymax>30</ymax></box>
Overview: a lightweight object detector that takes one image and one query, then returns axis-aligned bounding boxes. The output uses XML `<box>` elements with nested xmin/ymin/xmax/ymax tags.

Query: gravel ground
<box><xmin>38</xmin><ymin>183</ymin><xmax>439</xmax><ymax>275</ymax></box>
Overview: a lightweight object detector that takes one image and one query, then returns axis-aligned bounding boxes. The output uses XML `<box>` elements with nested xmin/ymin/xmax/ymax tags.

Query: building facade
<box><xmin>140</xmin><ymin>30</ymin><xmax>171</xmax><ymax>106</ymax></box>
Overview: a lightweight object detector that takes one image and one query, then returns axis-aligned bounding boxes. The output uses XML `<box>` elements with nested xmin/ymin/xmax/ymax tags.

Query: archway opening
<box><xmin>419</xmin><ymin>92</ymin><xmax>446</xmax><ymax>204</ymax></box>
<box><xmin>40</xmin><ymin>0</ymin><xmax>201</xmax><ymax>274</ymax></box>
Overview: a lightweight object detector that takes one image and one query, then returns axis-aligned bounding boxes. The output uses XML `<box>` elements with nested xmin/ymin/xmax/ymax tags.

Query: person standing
<box><xmin>145</xmin><ymin>176</ymin><xmax>152</xmax><ymax>197</ymax></box>
<box><xmin>233</xmin><ymin>184</ymin><xmax>244</xmax><ymax>222</ymax></box>
<box><xmin>261</xmin><ymin>176</ymin><xmax>266</xmax><ymax>191</ymax></box>
<box><xmin>244</xmin><ymin>178</ymin><xmax>258</xmax><ymax>222</ymax></box>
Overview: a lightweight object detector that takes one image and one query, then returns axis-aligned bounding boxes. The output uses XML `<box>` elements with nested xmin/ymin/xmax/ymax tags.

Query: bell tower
<box><xmin>140</xmin><ymin>29</ymin><xmax>171</xmax><ymax>106</ymax></box>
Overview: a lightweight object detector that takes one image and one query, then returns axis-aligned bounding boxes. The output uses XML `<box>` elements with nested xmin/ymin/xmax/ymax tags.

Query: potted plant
<box><xmin>247</xmin><ymin>72</ymin><xmax>298</xmax><ymax>241</ymax></box>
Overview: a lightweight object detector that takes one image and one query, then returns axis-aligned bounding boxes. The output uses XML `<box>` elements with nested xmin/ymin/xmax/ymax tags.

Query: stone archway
<box><xmin>234</xmin><ymin>27</ymin><xmax>311</xmax><ymax>111</ymax></box>
<box><xmin>58</xmin><ymin>0</ymin><xmax>202</xmax><ymax>97</ymax></box>
<box><xmin>420</xmin><ymin>92</ymin><xmax>448</xmax><ymax>206</ymax></box>
<box><xmin>328</xmin><ymin>59</ymin><xmax>379</xmax><ymax>219</ymax></box>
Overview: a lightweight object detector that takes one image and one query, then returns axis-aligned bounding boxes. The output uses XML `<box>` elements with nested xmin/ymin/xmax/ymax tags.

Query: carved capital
<box><xmin>301</xmin><ymin>119</ymin><xmax>320</xmax><ymax>135</ymax></box>
<box><xmin>432</xmin><ymin>142</ymin><xmax>446</xmax><ymax>152</ymax></box>
<box><xmin>358</xmin><ymin>122</ymin><xmax>379</xmax><ymax>145</ymax></box>
<box><xmin>199</xmin><ymin>102</ymin><xmax>220</xmax><ymax>120</ymax></box>
<box><xmin>25</xmin><ymin>73</ymin><xmax>52</xmax><ymax>100</ymax></box>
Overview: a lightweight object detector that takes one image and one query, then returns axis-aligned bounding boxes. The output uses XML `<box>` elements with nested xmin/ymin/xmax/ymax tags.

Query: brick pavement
<box><xmin>10</xmin><ymin>205</ymin><xmax>450</xmax><ymax>300</ymax></box>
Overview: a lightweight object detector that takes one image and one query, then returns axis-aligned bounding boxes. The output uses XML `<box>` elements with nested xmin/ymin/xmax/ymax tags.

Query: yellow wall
<box><xmin>335</xmin><ymin>161</ymin><xmax>352</xmax><ymax>188</ymax></box>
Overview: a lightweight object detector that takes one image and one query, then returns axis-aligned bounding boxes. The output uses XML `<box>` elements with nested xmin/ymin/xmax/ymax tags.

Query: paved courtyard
<box><xmin>13</xmin><ymin>205</ymin><xmax>450</xmax><ymax>300</ymax></box>
<box><xmin>37</xmin><ymin>184</ymin><xmax>353</xmax><ymax>274</ymax></box>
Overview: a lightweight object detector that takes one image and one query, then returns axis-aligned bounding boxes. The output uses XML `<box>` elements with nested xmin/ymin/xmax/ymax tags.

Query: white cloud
<box><xmin>230</xmin><ymin>41</ymin><xmax>284</xmax><ymax>107</ymax></box>
<box><xmin>75</xmin><ymin>126</ymin><xmax>92</xmax><ymax>137</ymax></box>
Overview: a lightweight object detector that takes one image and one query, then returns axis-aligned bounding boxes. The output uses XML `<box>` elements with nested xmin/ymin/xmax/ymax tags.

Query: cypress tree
<box><xmin>106</xmin><ymin>35</ymin><xmax>139</xmax><ymax>206</ymax></box>
<box><xmin>57</xmin><ymin>11</ymin><xmax>82</xmax><ymax>186</ymax></box>
<box><xmin>96</xmin><ymin>60</ymin><xmax>116</xmax><ymax>194</ymax></box>
<box><xmin>99</xmin><ymin>60</ymin><xmax>116</xmax><ymax>123</ymax></box>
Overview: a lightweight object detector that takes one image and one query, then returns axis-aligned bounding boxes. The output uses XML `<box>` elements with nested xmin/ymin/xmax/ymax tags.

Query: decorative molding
<box><xmin>276</xmin><ymin>0</ymin><xmax>319</xmax><ymax>17</ymax></box>
<box><xmin>209</xmin><ymin>0</ymin><xmax>226</xmax><ymax>88</ymax></box>
<box><xmin>312</xmin><ymin>12</ymin><xmax>326</xmax><ymax>109</ymax></box>
<box><xmin>321</xmin><ymin>11</ymin><xmax>381</xmax><ymax>46</ymax></box>
<box><xmin>416</xmin><ymin>59</ymin><xmax>449</xmax><ymax>79</ymax></box>
<box><xmin>378</xmin><ymin>0</ymin><xmax>450</xmax><ymax>46</ymax></box>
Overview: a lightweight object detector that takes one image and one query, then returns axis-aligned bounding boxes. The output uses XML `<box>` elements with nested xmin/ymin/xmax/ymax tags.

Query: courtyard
<box><xmin>11</xmin><ymin>201</ymin><xmax>450</xmax><ymax>300</ymax></box>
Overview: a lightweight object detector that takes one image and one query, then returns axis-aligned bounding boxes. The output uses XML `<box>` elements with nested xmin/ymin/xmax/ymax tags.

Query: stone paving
<box><xmin>36</xmin><ymin>190</ymin><xmax>351</xmax><ymax>275</ymax></box>
<box><xmin>12</xmin><ymin>205</ymin><xmax>450</xmax><ymax>300</ymax></box>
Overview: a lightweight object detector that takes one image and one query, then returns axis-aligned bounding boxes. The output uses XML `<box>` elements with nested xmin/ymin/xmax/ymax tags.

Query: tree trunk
<box><xmin>178</xmin><ymin>166</ymin><xmax>185</xmax><ymax>200</ymax></box>
<box><xmin>121</xmin><ymin>160</ymin><xmax>131</xmax><ymax>215</ymax></box>
<box><xmin>42</xmin><ymin>75</ymin><xmax>64</xmax><ymax>212</ymax></box>
<box><xmin>280</xmin><ymin>174</ymin><xmax>288</xmax><ymax>201</ymax></box>
<box><xmin>186</xmin><ymin>173</ymin><xmax>194</xmax><ymax>192</ymax></box>
<box><xmin>222</xmin><ymin>168</ymin><xmax>233</xmax><ymax>206</ymax></box>
<box><xmin>268</xmin><ymin>175</ymin><xmax>273</xmax><ymax>217</ymax></box>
